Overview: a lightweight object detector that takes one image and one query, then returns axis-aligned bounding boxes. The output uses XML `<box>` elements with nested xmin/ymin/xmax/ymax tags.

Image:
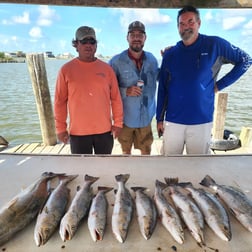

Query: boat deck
<box><xmin>1</xmin><ymin>139</ymin><xmax>251</xmax><ymax>155</ymax></box>
<box><xmin>0</xmin><ymin>153</ymin><xmax>252</xmax><ymax>252</ymax></box>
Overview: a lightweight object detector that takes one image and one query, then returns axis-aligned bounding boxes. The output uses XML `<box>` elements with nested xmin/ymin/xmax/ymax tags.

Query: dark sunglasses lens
<box><xmin>79</xmin><ymin>38</ymin><xmax>96</xmax><ymax>45</ymax></box>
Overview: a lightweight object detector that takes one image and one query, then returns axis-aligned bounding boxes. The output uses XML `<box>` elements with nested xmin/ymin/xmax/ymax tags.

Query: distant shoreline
<box><xmin>0</xmin><ymin>55</ymin><xmax>112</xmax><ymax>63</ymax></box>
<box><xmin>0</xmin><ymin>59</ymin><xmax>26</xmax><ymax>63</ymax></box>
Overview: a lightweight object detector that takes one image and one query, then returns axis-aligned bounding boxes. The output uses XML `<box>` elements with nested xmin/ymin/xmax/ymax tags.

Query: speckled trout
<box><xmin>34</xmin><ymin>174</ymin><xmax>78</xmax><ymax>246</ymax></box>
<box><xmin>112</xmin><ymin>174</ymin><xmax>133</xmax><ymax>243</ymax></box>
<box><xmin>165</xmin><ymin>178</ymin><xmax>205</xmax><ymax>245</ymax></box>
<box><xmin>200</xmin><ymin>175</ymin><xmax>252</xmax><ymax>232</ymax></box>
<box><xmin>0</xmin><ymin>172</ymin><xmax>62</xmax><ymax>246</ymax></box>
<box><xmin>59</xmin><ymin>174</ymin><xmax>99</xmax><ymax>242</ymax></box>
<box><xmin>181</xmin><ymin>182</ymin><xmax>232</xmax><ymax>241</ymax></box>
<box><xmin>88</xmin><ymin>186</ymin><xmax>113</xmax><ymax>242</ymax></box>
<box><xmin>153</xmin><ymin>180</ymin><xmax>184</xmax><ymax>244</ymax></box>
<box><xmin>131</xmin><ymin>187</ymin><xmax>157</xmax><ymax>240</ymax></box>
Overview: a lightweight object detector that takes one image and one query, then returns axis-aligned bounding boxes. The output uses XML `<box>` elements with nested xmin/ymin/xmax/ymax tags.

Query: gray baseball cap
<box><xmin>128</xmin><ymin>21</ymin><xmax>145</xmax><ymax>33</ymax></box>
<box><xmin>75</xmin><ymin>26</ymin><xmax>96</xmax><ymax>40</ymax></box>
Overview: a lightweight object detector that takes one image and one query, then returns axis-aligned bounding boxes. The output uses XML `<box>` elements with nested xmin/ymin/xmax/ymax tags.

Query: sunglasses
<box><xmin>79</xmin><ymin>38</ymin><xmax>97</xmax><ymax>45</ymax></box>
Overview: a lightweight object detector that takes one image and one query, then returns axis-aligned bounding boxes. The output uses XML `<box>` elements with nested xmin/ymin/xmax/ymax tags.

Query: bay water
<box><xmin>0</xmin><ymin>59</ymin><xmax>251</xmax><ymax>146</ymax></box>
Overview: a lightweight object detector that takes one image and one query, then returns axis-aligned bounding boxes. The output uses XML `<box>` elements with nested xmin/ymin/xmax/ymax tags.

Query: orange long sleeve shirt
<box><xmin>54</xmin><ymin>58</ymin><xmax>123</xmax><ymax>135</ymax></box>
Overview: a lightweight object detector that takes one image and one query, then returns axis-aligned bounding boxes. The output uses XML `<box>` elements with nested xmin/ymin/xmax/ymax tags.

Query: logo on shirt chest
<box><xmin>96</xmin><ymin>72</ymin><xmax>106</xmax><ymax>78</ymax></box>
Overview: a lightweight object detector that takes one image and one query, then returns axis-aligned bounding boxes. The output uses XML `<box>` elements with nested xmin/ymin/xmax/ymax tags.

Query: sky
<box><xmin>1</xmin><ymin>4</ymin><xmax>252</xmax><ymax>60</ymax></box>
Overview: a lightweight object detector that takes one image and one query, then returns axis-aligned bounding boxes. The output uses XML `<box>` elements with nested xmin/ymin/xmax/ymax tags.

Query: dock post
<box><xmin>26</xmin><ymin>53</ymin><xmax>57</xmax><ymax>146</ymax></box>
<box><xmin>239</xmin><ymin>127</ymin><xmax>252</xmax><ymax>147</ymax></box>
<box><xmin>212</xmin><ymin>92</ymin><xmax>228</xmax><ymax>139</ymax></box>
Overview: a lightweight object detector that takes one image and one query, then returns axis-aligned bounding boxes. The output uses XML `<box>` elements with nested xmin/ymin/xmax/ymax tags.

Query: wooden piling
<box><xmin>212</xmin><ymin>92</ymin><xmax>228</xmax><ymax>139</ymax></box>
<box><xmin>239</xmin><ymin>127</ymin><xmax>252</xmax><ymax>147</ymax></box>
<box><xmin>26</xmin><ymin>53</ymin><xmax>57</xmax><ymax>146</ymax></box>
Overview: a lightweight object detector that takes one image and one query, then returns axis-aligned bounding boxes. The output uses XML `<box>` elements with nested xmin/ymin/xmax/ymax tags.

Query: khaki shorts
<box><xmin>118</xmin><ymin>124</ymin><xmax>153</xmax><ymax>153</ymax></box>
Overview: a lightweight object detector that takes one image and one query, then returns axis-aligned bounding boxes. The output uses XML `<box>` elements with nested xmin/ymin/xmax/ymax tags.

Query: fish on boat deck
<box><xmin>59</xmin><ymin>174</ymin><xmax>99</xmax><ymax>242</ymax></box>
<box><xmin>153</xmin><ymin>179</ymin><xmax>184</xmax><ymax>245</ymax></box>
<box><xmin>0</xmin><ymin>172</ymin><xmax>64</xmax><ymax>246</ymax></box>
<box><xmin>34</xmin><ymin>174</ymin><xmax>78</xmax><ymax>246</ymax></box>
<box><xmin>200</xmin><ymin>175</ymin><xmax>252</xmax><ymax>233</ymax></box>
<box><xmin>180</xmin><ymin>181</ymin><xmax>232</xmax><ymax>242</ymax></box>
<box><xmin>88</xmin><ymin>186</ymin><xmax>113</xmax><ymax>242</ymax></box>
<box><xmin>131</xmin><ymin>186</ymin><xmax>157</xmax><ymax>240</ymax></box>
<box><xmin>112</xmin><ymin>174</ymin><xmax>133</xmax><ymax>243</ymax></box>
<box><xmin>164</xmin><ymin>177</ymin><xmax>205</xmax><ymax>245</ymax></box>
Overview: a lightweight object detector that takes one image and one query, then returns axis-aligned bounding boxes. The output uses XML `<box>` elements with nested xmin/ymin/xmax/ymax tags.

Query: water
<box><xmin>0</xmin><ymin>59</ymin><xmax>66</xmax><ymax>145</ymax></box>
<box><xmin>1</xmin><ymin>59</ymin><xmax>252</xmax><ymax>146</ymax></box>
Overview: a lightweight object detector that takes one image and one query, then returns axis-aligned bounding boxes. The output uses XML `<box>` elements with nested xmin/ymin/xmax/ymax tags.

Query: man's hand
<box><xmin>57</xmin><ymin>131</ymin><xmax>69</xmax><ymax>144</ymax></box>
<box><xmin>111</xmin><ymin>126</ymin><xmax>122</xmax><ymax>139</ymax></box>
<box><xmin>126</xmin><ymin>86</ymin><xmax>142</xmax><ymax>96</ymax></box>
<box><xmin>161</xmin><ymin>46</ymin><xmax>173</xmax><ymax>56</ymax></box>
<box><xmin>214</xmin><ymin>85</ymin><xmax>219</xmax><ymax>93</ymax></box>
<box><xmin>157</xmin><ymin>122</ymin><xmax>164</xmax><ymax>138</ymax></box>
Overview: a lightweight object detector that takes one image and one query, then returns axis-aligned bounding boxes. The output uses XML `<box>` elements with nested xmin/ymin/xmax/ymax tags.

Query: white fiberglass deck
<box><xmin>0</xmin><ymin>153</ymin><xmax>252</xmax><ymax>252</ymax></box>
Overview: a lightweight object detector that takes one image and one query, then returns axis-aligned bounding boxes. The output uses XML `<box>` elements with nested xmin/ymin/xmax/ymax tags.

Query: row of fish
<box><xmin>111</xmin><ymin>174</ymin><xmax>252</xmax><ymax>245</ymax></box>
<box><xmin>155</xmin><ymin>175</ymin><xmax>252</xmax><ymax>246</ymax></box>
<box><xmin>0</xmin><ymin>172</ymin><xmax>251</xmax><ymax>247</ymax></box>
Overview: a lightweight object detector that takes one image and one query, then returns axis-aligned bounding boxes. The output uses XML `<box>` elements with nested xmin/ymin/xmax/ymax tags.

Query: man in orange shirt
<box><xmin>54</xmin><ymin>26</ymin><xmax>123</xmax><ymax>154</ymax></box>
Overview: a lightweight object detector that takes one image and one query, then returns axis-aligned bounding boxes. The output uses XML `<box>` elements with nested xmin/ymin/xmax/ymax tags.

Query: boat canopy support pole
<box><xmin>26</xmin><ymin>53</ymin><xmax>57</xmax><ymax>146</ymax></box>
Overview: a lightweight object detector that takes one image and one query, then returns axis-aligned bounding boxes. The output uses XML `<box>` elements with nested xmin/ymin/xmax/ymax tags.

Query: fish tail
<box><xmin>84</xmin><ymin>174</ymin><xmax>99</xmax><ymax>184</ymax></box>
<box><xmin>41</xmin><ymin>172</ymin><xmax>66</xmax><ymax>180</ymax></box>
<box><xmin>199</xmin><ymin>175</ymin><xmax>216</xmax><ymax>187</ymax></box>
<box><xmin>131</xmin><ymin>186</ymin><xmax>147</xmax><ymax>192</ymax></box>
<box><xmin>97</xmin><ymin>186</ymin><xmax>113</xmax><ymax>194</ymax></box>
<box><xmin>41</xmin><ymin>172</ymin><xmax>66</xmax><ymax>200</ymax></box>
<box><xmin>178</xmin><ymin>182</ymin><xmax>193</xmax><ymax>188</ymax></box>
<box><xmin>164</xmin><ymin>177</ymin><xmax>179</xmax><ymax>185</ymax></box>
<box><xmin>59</xmin><ymin>174</ymin><xmax>78</xmax><ymax>184</ymax></box>
<box><xmin>155</xmin><ymin>179</ymin><xmax>168</xmax><ymax>190</ymax></box>
<box><xmin>115</xmin><ymin>174</ymin><xmax>130</xmax><ymax>184</ymax></box>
